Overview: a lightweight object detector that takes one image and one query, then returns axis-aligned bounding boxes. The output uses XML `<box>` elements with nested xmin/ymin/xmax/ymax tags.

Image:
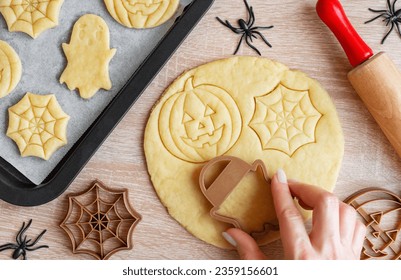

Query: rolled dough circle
<box><xmin>144</xmin><ymin>56</ymin><xmax>344</xmax><ymax>248</ymax></box>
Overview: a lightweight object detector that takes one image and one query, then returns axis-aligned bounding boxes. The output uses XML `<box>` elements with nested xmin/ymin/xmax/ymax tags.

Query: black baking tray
<box><xmin>0</xmin><ymin>0</ymin><xmax>215</xmax><ymax>206</ymax></box>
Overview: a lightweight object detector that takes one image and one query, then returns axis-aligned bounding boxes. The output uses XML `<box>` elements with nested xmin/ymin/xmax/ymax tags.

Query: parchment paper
<box><xmin>0</xmin><ymin>0</ymin><xmax>192</xmax><ymax>185</ymax></box>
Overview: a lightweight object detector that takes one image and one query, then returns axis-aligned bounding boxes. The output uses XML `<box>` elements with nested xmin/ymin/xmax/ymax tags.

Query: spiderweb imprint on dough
<box><xmin>249</xmin><ymin>84</ymin><xmax>322</xmax><ymax>156</ymax></box>
<box><xmin>7</xmin><ymin>93</ymin><xmax>69</xmax><ymax>160</ymax></box>
<box><xmin>60</xmin><ymin>181</ymin><xmax>141</xmax><ymax>260</ymax></box>
<box><xmin>0</xmin><ymin>0</ymin><xmax>64</xmax><ymax>38</ymax></box>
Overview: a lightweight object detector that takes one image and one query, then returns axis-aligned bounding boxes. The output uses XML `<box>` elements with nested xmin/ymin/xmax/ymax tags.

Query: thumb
<box><xmin>223</xmin><ymin>228</ymin><xmax>267</xmax><ymax>260</ymax></box>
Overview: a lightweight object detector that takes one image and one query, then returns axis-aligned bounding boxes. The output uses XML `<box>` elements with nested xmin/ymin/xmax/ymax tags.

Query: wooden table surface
<box><xmin>2</xmin><ymin>0</ymin><xmax>401</xmax><ymax>260</ymax></box>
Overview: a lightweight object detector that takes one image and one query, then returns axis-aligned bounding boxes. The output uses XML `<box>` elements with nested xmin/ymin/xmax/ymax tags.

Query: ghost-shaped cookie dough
<box><xmin>60</xmin><ymin>14</ymin><xmax>116</xmax><ymax>99</ymax></box>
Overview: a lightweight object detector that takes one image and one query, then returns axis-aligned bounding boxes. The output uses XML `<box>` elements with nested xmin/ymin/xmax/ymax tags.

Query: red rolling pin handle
<box><xmin>316</xmin><ymin>0</ymin><xmax>374</xmax><ymax>67</ymax></box>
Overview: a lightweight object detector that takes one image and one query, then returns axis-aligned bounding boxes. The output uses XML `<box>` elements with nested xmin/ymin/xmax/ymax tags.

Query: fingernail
<box><xmin>277</xmin><ymin>169</ymin><xmax>287</xmax><ymax>184</ymax></box>
<box><xmin>222</xmin><ymin>232</ymin><xmax>237</xmax><ymax>247</ymax></box>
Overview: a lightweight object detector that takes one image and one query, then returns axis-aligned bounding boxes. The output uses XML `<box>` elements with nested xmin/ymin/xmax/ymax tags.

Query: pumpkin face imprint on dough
<box><xmin>0</xmin><ymin>40</ymin><xmax>22</xmax><ymax>98</ymax></box>
<box><xmin>104</xmin><ymin>0</ymin><xmax>179</xmax><ymax>28</ymax></box>
<box><xmin>158</xmin><ymin>77</ymin><xmax>242</xmax><ymax>163</ymax></box>
<box><xmin>249</xmin><ymin>84</ymin><xmax>322</xmax><ymax>156</ymax></box>
<box><xmin>345</xmin><ymin>188</ymin><xmax>401</xmax><ymax>260</ymax></box>
<box><xmin>122</xmin><ymin>0</ymin><xmax>163</xmax><ymax>15</ymax></box>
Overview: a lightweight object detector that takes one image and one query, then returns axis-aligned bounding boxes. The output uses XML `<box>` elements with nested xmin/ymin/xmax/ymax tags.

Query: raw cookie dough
<box><xmin>7</xmin><ymin>92</ymin><xmax>70</xmax><ymax>160</ymax></box>
<box><xmin>0</xmin><ymin>40</ymin><xmax>21</xmax><ymax>98</ymax></box>
<box><xmin>104</xmin><ymin>0</ymin><xmax>179</xmax><ymax>29</ymax></box>
<box><xmin>0</xmin><ymin>0</ymin><xmax>64</xmax><ymax>38</ymax></box>
<box><xmin>60</xmin><ymin>14</ymin><xmax>116</xmax><ymax>99</ymax></box>
<box><xmin>144</xmin><ymin>56</ymin><xmax>344</xmax><ymax>249</ymax></box>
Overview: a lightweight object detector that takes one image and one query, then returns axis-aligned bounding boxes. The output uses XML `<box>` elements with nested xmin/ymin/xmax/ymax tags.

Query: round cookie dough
<box><xmin>144</xmin><ymin>56</ymin><xmax>344</xmax><ymax>248</ymax></box>
<box><xmin>104</xmin><ymin>0</ymin><xmax>179</xmax><ymax>29</ymax></box>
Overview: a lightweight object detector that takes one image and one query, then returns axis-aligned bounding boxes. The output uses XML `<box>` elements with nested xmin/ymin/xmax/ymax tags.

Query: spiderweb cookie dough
<box><xmin>0</xmin><ymin>0</ymin><xmax>64</xmax><ymax>38</ymax></box>
<box><xmin>144</xmin><ymin>56</ymin><xmax>344</xmax><ymax>249</ymax></box>
<box><xmin>60</xmin><ymin>14</ymin><xmax>116</xmax><ymax>99</ymax></box>
<box><xmin>0</xmin><ymin>40</ymin><xmax>21</xmax><ymax>98</ymax></box>
<box><xmin>7</xmin><ymin>92</ymin><xmax>70</xmax><ymax>160</ymax></box>
<box><xmin>104</xmin><ymin>0</ymin><xmax>179</xmax><ymax>29</ymax></box>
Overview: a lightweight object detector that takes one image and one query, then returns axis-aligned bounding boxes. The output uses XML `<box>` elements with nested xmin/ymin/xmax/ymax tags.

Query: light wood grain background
<box><xmin>2</xmin><ymin>0</ymin><xmax>401</xmax><ymax>260</ymax></box>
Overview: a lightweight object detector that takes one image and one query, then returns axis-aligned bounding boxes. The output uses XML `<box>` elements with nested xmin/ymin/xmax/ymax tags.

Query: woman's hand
<box><xmin>222</xmin><ymin>169</ymin><xmax>366</xmax><ymax>260</ymax></box>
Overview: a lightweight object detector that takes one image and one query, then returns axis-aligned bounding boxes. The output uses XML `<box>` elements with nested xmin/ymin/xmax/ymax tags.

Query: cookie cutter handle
<box><xmin>199</xmin><ymin>156</ymin><xmax>251</xmax><ymax>208</ymax></box>
<box><xmin>199</xmin><ymin>156</ymin><xmax>272</xmax><ymax>231</ymax></box>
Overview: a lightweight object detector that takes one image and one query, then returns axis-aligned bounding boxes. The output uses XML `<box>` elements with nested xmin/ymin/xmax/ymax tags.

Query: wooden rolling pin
<box><xmin>316</xmin><ymin>0</ymin><xmax>401</xmax><ymax>158</ymax></box>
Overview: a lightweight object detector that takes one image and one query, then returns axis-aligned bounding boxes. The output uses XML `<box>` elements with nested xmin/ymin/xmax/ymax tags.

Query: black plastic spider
<box><xmin>0</xmin><ymin>219</ymin><xmax>49</xmax><ymax>260</ymax></box>
<box><xmin>365</xmin><ymin>0</ymin><xmax>401</xmax><ymax>44</ymax></box>
<box><xmin>216</xmin><ymin>0</ymin><xmax>273</xmax><ymax>55</ymax></box>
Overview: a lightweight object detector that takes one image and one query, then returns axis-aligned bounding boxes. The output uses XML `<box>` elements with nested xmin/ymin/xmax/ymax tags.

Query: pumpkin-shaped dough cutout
<box><xmin>104</xmin><ymin>0</ymin><xmax>179</xmax><ymax>28</ymax></box>
<box><xmin>0</xmin><ymin>40</ymin><xmax>22</xmax><ymax>98</ymax></box>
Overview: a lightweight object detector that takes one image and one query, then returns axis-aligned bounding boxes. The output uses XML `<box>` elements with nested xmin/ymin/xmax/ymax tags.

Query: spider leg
<box><xmin>247</xmin><ymin>33</ymin><xmax>256</xmax><ymax>42</ymax></box>
<box><xmin>365</xmin><ymin>13</ymin><xmax>387</xmax><ymax>24</ymax></box>
<box><xmin>217</xmin><ymin>17</ymin><xmax>244</xmax><ymax>34</ymax></box>
<box><xmin>385</xmin><ymin>18</ymin><xmax>391</xmax><ymax>26</ymax></box>
<box><xmin>244</xmin><ymin>0</ymin><xmax>253</xmax><ymax>24</ymax></box>
<box><xmin>16</xmin><ymin>220</ymin><xmax>31</xmax><ymax>244</ymax></box>
<box><xmin>233</xmin><ymin>34</ymin><xmax>245</xmax><ymax>55</ymax></box>
<box><xmin>225</xmin><ymin>20</ymin><xmax>244</xmax><ymax>34</ymax></box>
<box><xmin>0</xmin><ymin>244</ymin><xmax>17</xmax><ymax>251</ymax></box>
<box><xmin>368</xmin><ymin>9</ymin><xmax>389</xmax><ymax>13</ymax></box>
<box><xmin>250</xmin><ymin>26</ymin><xmax>274</xmax><ymax>30</ymax></box>
<box><xmin>26</xmin><ymin>245</ymin><xmax>49</xmax><ymax>251</ymax></box>
<box><xmin>245</xmin><ymin>35</ymin><xmax>262</xmax><ymax>56</ymax></box>
<box><xmin>216</xmin><ymin>17</ymin><xmax>233</xmax><ymax>29</ymax></box>
<box><xmin>390</xmin><ymin>0</ymin><xmax>396</xmax><ymax>14</ymax></box>
<box><xmin>216</xmin><ymin>17</ymin><xmax>242</xmax><ymax>34</ymax></box>
<box><xmin>253</xmin><ymin>31</ymin><xmax>273</xmax><ymax>47</ymax></box>
<box><xmin>22</xmin><ymin>251</ymin><xmax>26</xmax><ymax>260</ymax></box>
<box><xmin>243</xmin><ymin>0</ymin><xmax>252</xmax><ymax>25</ymax></box>
<box><xmin>26</xmin><ymin>229</ymin><xmax>47</xmax><ymax>247</ymax></box>
<box><xmin>381</xmin><ymin>22</ymin><xmax>395</xmax><ymax>44</ymax></box>
<box><xmin>395</xmin><ymin>21</ymin><xmax>401</xmax><ymax>37</ymax></box>
<box><xmin>248</xmin><ymin>6</ymin><xmax>256</xmax><ymax>27</ymax></box>
<box><xmin>244</xmin><ymin>0</ymin><xmax>251</xmax><ymax>12</ymax></box>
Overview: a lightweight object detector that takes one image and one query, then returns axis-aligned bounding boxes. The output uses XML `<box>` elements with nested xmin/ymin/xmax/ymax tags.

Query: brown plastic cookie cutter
<box><xmin>60</xmin><ymin>180</ymin><xmax>141</xmax><ymax>260</ymax></box>
<box><xmin>344</xmin><ymin>187</ymin><xmax>401</xmax><ymax>260</ymax></box>
<box><xmin>199</xmin><ymin>155</ymin><xmax>278</xmax><ymax>234</ymax></box>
